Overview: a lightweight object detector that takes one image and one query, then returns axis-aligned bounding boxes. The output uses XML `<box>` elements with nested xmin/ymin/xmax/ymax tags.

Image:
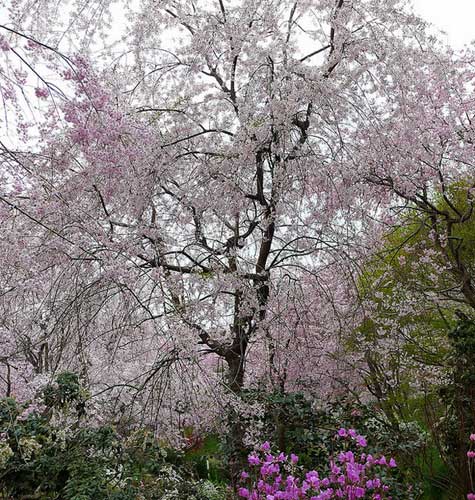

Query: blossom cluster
<box><xmin>467</xmin><ymin>433</ymin><xmax>475</xmax><ymax>500</ymax></box>
<box><xmin>237</xmin><ymin>429</ymin><xmax>397</xmax><ymax>499</ymax></box>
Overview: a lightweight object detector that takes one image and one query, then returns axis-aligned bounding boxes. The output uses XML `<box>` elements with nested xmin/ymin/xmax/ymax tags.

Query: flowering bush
<box><xmin>237</xmin><ymin>429</ymin><xmax>398</xmax><ymax>499</ymax></box>
<box><xmin>0</xmin><ymin>373</ymin><xmax>227</xmax><ymax>500</ymax></box>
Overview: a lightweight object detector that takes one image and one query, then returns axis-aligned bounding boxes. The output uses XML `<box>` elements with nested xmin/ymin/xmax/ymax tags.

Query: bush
<box><xmin>0</xmin><ymin>372</ymin><xmax>226</xmax><ymax>500</ymax></box>
<box><xmin>236</xmin><ymin>430</ymin><xmax>398</xmax><ymax>499</ymax></box>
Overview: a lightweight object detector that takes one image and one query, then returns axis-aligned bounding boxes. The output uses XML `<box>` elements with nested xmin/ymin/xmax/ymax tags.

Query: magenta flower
<box><xmin>261</xmin><ymin>441</ymin><xmax>271</xmax><ymax>452</ymax></box>
<box><xmin>238</xmin><ymin>487</ymin><xmax>250</xmax><ymax>498</ymax></box>
<box><xmin>355</xmin><ymin>435</ymin><xmax>367</xmax><ymax>448</ymax></box>
<box><xmin>354</xmin><ymin>486</ymin><xmax>365</xmax><ymax>498</ymax></box>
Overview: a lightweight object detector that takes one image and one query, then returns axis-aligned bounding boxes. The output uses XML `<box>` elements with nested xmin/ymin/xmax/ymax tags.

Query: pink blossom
<box><xmin>35</xmin><ymin>87</ymin><xmax>49</xmax><ymax>99</ymax></box>
<box><xmin>0</xmin><ymin>35</ymin><xmax>9</xmax><ymax>51</ymax></box>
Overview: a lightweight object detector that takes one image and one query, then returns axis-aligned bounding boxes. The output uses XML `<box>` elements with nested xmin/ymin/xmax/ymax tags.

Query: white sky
<box><xmin>413</xmin><ymin>0</ymin><xmax>475</xmax><ymax>48</ymax></box>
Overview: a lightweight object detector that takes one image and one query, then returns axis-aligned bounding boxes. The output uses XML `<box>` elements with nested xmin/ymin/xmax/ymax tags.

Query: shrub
<box><xmin>237</xmin><ymin>429</ymin><xmax>399</xmax><ymax>499</ymax></box>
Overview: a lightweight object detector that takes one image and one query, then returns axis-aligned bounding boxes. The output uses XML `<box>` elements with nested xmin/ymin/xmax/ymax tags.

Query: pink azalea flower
<box><xmin>356</xmin><ymin>435</ymin><xmax>367</xmax><ymax>447</ymax></box>
<box><xmin>261</xmin><ymin>441</ymin><xmax>271</xmax><ymax>452</ymax></box>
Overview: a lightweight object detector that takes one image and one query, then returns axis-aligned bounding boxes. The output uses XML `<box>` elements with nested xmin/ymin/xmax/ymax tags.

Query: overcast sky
<box><xmin>413</xmin><ymin>0</ymin><xmax>475</xmax><ymax>48</ymax></box>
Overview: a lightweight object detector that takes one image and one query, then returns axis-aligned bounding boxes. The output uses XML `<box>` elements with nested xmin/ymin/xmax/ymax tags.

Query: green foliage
<box><xmin>0</xmin><ymin>373</ymin><xmax>227</xmax><ymax>500</ymax></box>
<box><xmin>351</xmin><ymin>184</ymin><xmax>475</xmax><ymax>498</ymax></box>
<box><xmin>42</xmin><ymin>371</ymin><xmax>87</xmax><ymax>410</ymax></box>
<box><xmin>183</xmin><ymin>434</ymin><xmax>227</xmax><ymax>483</ymax></box>
<box><xmin>432</xmin><ymin>319</ymin><xmax>475</xmax><ymax>497</ymax></box>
